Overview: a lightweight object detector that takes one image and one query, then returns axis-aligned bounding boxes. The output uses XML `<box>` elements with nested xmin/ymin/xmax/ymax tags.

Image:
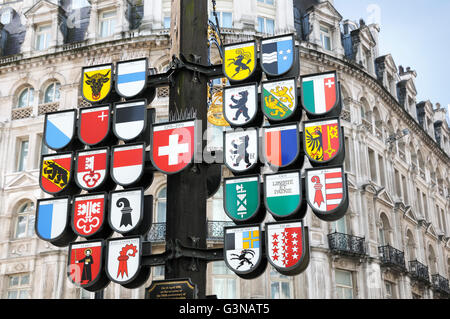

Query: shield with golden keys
<box><xmin>82</xmin><ymin>64</ymin><xmax>113</xmax><ymax>103</ymax></box>
<box><xmin>223</xmin><ymin>41</ymin><xmax>256</xmax><ymax>82</ymax></box>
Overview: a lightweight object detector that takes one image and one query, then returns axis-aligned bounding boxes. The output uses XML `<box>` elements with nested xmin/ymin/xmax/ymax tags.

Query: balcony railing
<box><xmin>378</xmin><ymin>245</ymin><xmax>407</xmax><ymax>272</ymax></box>
<box><xmin>409</xmin><ymin>260</ymin><xmax>430</xmax><ymax>284</ymax></box>
<box><xmin>146</xmin><ymin>221</ymin><xmax>235</xmax><ymax>243</ymax></box>
<box><xmin>328</xmin><ymin>232</ymin><xmax>367</xmax><ymax>258</ymax></box>
<box><xmin>431</xmin><ymin>274</ymin><xmax>450</xmax><ymax>295</ymax></box>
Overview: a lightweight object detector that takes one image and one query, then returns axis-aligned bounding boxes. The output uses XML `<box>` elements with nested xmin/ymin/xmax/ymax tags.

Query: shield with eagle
<box><xmin>303</xmin><ymin>117</ymin><xmax>344</xmax><ymax>166</ymax></box>
<box><xmin>81</xmin><ymin>64</ymin><xmax>113</xmax><ymax>103</ymax></box>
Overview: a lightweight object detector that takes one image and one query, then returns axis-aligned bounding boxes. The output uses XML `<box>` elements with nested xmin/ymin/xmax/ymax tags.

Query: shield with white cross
<box><xmin>151</xmin><ymin>120</ymin><xmax>196</xmax><ymax>174</ymax></box>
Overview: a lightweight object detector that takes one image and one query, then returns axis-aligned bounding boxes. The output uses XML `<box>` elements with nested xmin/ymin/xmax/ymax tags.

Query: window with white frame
<box><xmin>36</xmin><ymin>24</ymin><xmax>52</xmax><ymax>51</ymax></box>
<box><xmin>257</xmin><ymin>17</ymin><xmax>274</xmax><ymax>35</ymax></box>
<box><xmin>6</xmin><ymin>274</ymin><xmax>31</xmax><ymax>299</ymax></box>
<box><xmin>71</xmin><ymin>0</ymin><xmax>90</xmax><ymax>10</ymax></box>
<box><xmin>99</xmin><ymin>10</ymin><xmax>117</xmax><ymax>38</ymax></box>
<box><xmin>270</xmin><ymin>267</ymin><xmax>292</xmax><ymax>299</ymax></box>
<box><xmin>320</xmin><ymin>25</ymin><xmax>332</xmax><ymax>51</ymax></box>
<box><xmin>335</xmin><ymin>269</ymin><xmax>354</xmax><ymax>299</ymax></box>
<box><xmin>209</xmin><ymin>11</ymin><xmax>233</xmax><ymax>28</ymax></box>
<box><xmin>163</xmin><ymin>16</ymin><xmax>171</xmax><ymax>29</ymax></box>
<box><xmin>14</xmin><ymin>201</ymin><xmax>35</xmax><ymax>239</ymax></box>
<box><xmin>17</xmin><ymin>87</ymin><xmax>34</xmax><ymax>108</ymax></box>
<box><xmin>211</xmin><ymin>261</ymin><xmax>238</xmax><ymax>299</ymax></box>
<box><xmin>44</xmin><ymin>82</ymin><xmax>61</xmax><ymax>103</ymax></box>
<box><xmin>384</xmin><ymin>281</ymin><xmax>394</xmax><ymax>299</ymax></box>
<box><xmin>152</xmin><ymin>265</ymin><xmax>165</xmax><ymax>281</ymax></box>
<box><xmin>257</xmin><ymin>0</ymin><xmax>274</xmax><ymax>5</ymax></box>
<box><xmin>17</xmin><ymin>139</ymin><xmax>29</xmax><ymax>172</ymax></box>
<box><xmin>155</xmin><ymin>186</ymin><xmax>166</xmax><ymax>223</ymax></box>
<box><xmin>332</xmin><ymin>216</ymin><xmax>347</xmax><ymax>234</ymax></box>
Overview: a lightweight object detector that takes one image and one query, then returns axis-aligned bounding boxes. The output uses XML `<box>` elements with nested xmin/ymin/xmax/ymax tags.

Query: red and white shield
<box><xmin>111</xmin><ymin>144</ymin><xmax>144</xmax><ymax>186</ymax></box>
<box><xmin>79</xmin><ymin>105</ymin><xmax>110</xmax><ymax>146</ymax></box>
<box><xmin>306</xmin><ymin>166</ymin><xmax>344</xmax><ymax>212</ymax></box>
<box><xmin>151</xmin><ymin>120</ymin><xmax>196</xmax><ymax>174</ymax></box>
<box><xmin>106</xmin><ymin>237</ymin><xmax>141</xmax><ymax>284</ymax></box>
<box><xmin>72</xmin><ymin>194</ymin><xmax>106</xmax><ymax>237</ymax></box>
<box><xmin>76</xmin><ymin>148</ymin><xmax>108</xmax><ymax>190</ymax></box>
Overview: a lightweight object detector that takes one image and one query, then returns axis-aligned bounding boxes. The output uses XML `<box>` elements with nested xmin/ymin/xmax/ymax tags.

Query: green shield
<box><xmin>224</xmin><ymin>176</ymin><xmax>260</xmax><ymax>222</ymax></box>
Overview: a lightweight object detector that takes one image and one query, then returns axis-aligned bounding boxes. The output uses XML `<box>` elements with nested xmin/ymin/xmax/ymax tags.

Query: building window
<box><xmin>320</xmin><ymin>25</ymin><xmax>332</xmax><ymax>51</ymax></box>
<box><xmin>332</xmin><ymin>216</ymin><xmax>348</xmax><ymax>234</ymax></box>
<box><xmin>17</xmin><ymin>139</ymin><xmax>29</xmax><ymax>172</ymax></box>
<box><xmin>270</xmin><ymin>267</ymin><xmax>292</xmax><ymax>299</ymax></box>
<box><xmin>1</xmin><ymin>9</ymin><xmax>12</xmax><ymax>25</ymax></box>
<box><xmin>257</xmin><ymin>17</ymin><xmax>274</xmax><ymax>35</ymax></box>
<box><xmin>71</xmin><ymin>0</ymin><xmax>90</xmax><ymax>10</ymax></box>
<box><xmin>257</xmin><ymin>0</ymin><xmax>274</xmax><ymax>5</ymax></box>
<box><xmin>36</xmin><ymin>25</ymin><xmax>52</xmax><ymax>51</ymax></box>
<box><xmin>211</xmin><ymin>261</ymin><xmax>238</xmax><ymax>299</ymax></box>
<box><xmin>384</xmin><ymin>281</ymin><xmax>395</xmax><ymax>299</ymax></box>
<box><xmin>156</xmin><ymin>186</ymin><xmax>166</xmax><ymax>223</ymax></box>
<box><xmin>99</xmin><ymin>10</ymin><xmax>116</xmax><ymax>38</ymax></box>
<box><xmin>14</xmin><ymin>201</ymin><xmax>35</xmax><ymax>239</ymax></box>
<box><xmin>44</xmin><ymin>82</ymin><xmax>61</xmax><ymax>103</ymax></box>
<box><xmin>368</xmin><ymin>148</ymin><xmax>377</xmax><ymax>182</ymax></box>
<box><xmin>210</xmin><ymin>11</ymin><xmax>232</xmax><ymax>28</ymax></box>
<box><xmin>152</xmin><ymin>265</ymin><xmax>165</xmax><ymax>281</ymax></box>
<box><xmin>335</xmin><ymin>270</ymin><xmax>354</xmax><ymax>299</ymax></box>
<box><xmin>163</xmin><ymin>16</ymin><xmax>171</xmax><ymax>29</ymax></box>
<box><xmin>6</xmin><ymin>274</ymin><xmax>31</xmax><ymax>299</ymax></box>
<box><xmin>17</xmin><ymin>87</ymin><xmax>34</xmax><ymax>108</ymax></box>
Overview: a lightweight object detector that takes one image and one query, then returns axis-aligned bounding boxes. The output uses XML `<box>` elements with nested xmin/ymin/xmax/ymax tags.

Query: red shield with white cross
<box><xmin>151</xmin><ymin>120</ymin><xmax>196</xmax><ymax>174</ymax></box>
<box><xmin>78</xmin><ymin>105</ymin><xmax>111</xmax><ymax>146</ymax></box>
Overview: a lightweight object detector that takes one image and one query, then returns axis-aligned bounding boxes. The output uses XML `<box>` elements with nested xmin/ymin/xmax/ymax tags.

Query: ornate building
<box><xmin>0</xmin><ymin>0</ymin><xmax>448</xmax><ymax>299</ymax></box>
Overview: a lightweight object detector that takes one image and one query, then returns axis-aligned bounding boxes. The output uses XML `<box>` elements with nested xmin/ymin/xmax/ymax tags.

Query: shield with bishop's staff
<box><xmin>305</xmin><ymin>165</ymin><xmax>349</xmax><ymax>222</ymax></box>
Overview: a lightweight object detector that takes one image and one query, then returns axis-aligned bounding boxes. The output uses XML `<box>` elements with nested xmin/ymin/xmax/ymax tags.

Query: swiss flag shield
<box><xmin>79</xmin><ymin>105</ymin><xmax>111</xmax><ymax>146</ymax></box>
<box><xmin>151</xmin><ymin>120</ymin><xmax>196</xmax><ymax>174</ymax></box>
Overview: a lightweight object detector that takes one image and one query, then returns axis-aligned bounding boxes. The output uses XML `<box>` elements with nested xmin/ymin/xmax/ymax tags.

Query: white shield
<box><xmin>106</xmin><ymin>237</ymin><xmax>141</xmax><ymax>283</ymax></box>
<box><xmin>109</xmin><ymin>189</ymin><xmax>143</xmax><ymax>233</ymax></box>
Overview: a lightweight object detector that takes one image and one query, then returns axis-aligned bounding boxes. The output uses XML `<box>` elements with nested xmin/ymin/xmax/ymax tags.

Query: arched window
<box><xmin>155</xmin><ymin>186</ymin><xmax>166</xmax><ymax>223</ymax></box>
<box><xmin>428</xmin><ymin>245</ymin><xmax>437</xmax><ymax>275</ymax></box>
<box><xmin>44</xmin><ymin>82</ymin><xmax>61</xmax><ymax>103</ymax></box>
<box><xmin>17</xmin><ymin>87</ymin><xmax>34</xmax><ymax>108</ymax></box>
<box><xmin>406</xmin><ymin>230</ymin><xmax>416</xmax><ymax>261</ymax></box>
<box><xmin>378</xmin><ymin>214</ymin><xmax>390</xmax><ymax>246</ymax></box>
<box><xmin>13</xmin><ymin>201</ymin><xmax>35</xmax><ymax>239</ymax></box>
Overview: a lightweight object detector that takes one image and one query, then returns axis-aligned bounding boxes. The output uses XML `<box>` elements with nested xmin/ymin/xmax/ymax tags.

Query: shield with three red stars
<box><xmin>265</xmin><ymin>220</ymin><xmax>310</xmax><ymax>276</ymax></box>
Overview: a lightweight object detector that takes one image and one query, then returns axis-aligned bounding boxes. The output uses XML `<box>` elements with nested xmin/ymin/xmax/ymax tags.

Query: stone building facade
<box><xmin>0</xmin><ymin>0</ymin><xmax>448</xmax><ymax>299</ymax></box>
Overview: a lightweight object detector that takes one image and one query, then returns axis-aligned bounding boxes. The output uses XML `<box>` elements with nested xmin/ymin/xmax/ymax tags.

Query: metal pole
<box><xmin>166</xmin><ymin>0</ymin><xmax>209</xmax><ymax>299</ymax></box>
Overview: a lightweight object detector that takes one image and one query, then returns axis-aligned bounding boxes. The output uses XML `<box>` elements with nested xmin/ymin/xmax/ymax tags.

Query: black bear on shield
<box><xmin>230</xmin><ymin>135</ymin><xmax>251</xmax><ymax>168</ymax></box>
<box><xmin>229</xmin><ymin>90</ymin><xmax>250</xmax><ymax>122</ymax></box>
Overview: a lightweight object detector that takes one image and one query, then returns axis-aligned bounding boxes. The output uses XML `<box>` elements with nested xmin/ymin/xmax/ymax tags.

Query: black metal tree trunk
<box><xmin>165</xmin><ymin>0</ymin><xmax>209</xmax><ymax>299</ymax></box>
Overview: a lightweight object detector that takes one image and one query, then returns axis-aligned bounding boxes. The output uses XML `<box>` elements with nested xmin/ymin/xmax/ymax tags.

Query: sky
<box><xmin>333</xmin><ymin>0</ymin><xmax>450</xmax><ymax>123</ymax></box>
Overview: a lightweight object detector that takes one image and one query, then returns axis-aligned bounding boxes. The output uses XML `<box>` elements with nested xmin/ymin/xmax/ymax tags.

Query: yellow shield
<box><xmin>224</xmin><ymin>41</ymin><xmax>256</xmax><ymax>82</ymax></box>
<box><xmin>82</xmin><ymin>64</ymin><xmax>113</xmax><ymax>103</ymax></box>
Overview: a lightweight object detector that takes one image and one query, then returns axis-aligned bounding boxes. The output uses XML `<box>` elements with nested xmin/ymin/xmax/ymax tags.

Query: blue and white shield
<box><xmin>36</xmin><ymin>197</ymin><xmax>70</xmax><ymax>242</ymax></box>
<box><xmin>261</xmin><ymin>34</ymin><xmax>295</xmax><ymax>77</ymax></box>
<box><xmin>115</xmin><ymin>58</ymin><xmax>148</xmax><ymax>98</ymax></box>
<box><xmin>44</xmin><ymin>110</ymin><xmax>76</xmax><ymax>150</ymax></box>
